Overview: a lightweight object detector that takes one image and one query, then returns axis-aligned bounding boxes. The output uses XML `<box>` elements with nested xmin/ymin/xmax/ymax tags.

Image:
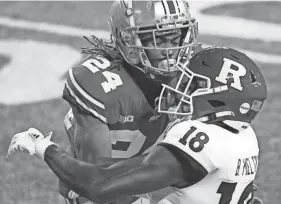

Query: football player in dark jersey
<box><xmin>60</xmin><ymin>0</ymin><xmax>198</xmax><ymax>203</ymax></box>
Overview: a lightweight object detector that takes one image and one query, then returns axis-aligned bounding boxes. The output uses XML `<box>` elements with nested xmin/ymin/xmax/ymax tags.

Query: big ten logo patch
<box><xmin>118</xmin><ymin>115</ymin><xmax>134</xmax><ymax>123</ymax></box>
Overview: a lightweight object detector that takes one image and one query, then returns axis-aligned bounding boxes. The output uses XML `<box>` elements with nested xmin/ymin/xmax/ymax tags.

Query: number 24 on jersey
<box><xmin>82</xmin><ymin>56</ymin><xmax>123</xmax><ymax>93</ymax></box>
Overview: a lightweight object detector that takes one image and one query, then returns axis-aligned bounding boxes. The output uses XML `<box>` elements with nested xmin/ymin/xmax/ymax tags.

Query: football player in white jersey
<box><xmin>8</xmin><ymin>46</ymin><xmax>267</xmax><ymax>204</ymax></box>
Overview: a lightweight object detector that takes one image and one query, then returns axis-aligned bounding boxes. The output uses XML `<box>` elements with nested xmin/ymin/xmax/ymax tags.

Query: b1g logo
<box><xmin>118</xmin><ymin>115</ymin><xmax>134</xmax><ymax>123</ymax></box>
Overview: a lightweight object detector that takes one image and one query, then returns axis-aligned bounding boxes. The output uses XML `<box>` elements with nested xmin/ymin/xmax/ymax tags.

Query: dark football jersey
<box><xmin>63</xmin><ymin>54</ymin><xmax>170</xmax><ymax>158</ymax></box>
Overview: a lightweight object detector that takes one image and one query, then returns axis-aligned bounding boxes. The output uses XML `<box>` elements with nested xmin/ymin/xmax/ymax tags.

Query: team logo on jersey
<box><xmin>118</xmin><ymin>115</ymin><xmax>134</xmax><ymax>123</ymax></box>
<box><xmin>215</xmin><ymin>58</ymin><xmax>247</xmax><ymax>91</ymax></box>
<box><xmin>239</xmin><ymin>103</ymin><xmax>250</xmax><ymax>114</ymax></box>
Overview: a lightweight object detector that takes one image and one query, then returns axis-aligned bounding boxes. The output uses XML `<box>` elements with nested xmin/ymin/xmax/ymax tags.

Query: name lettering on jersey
<box><xmin>235</xmin><ymin>155</ymin><xmax>258</xmax><ymax>176</ymax></box>
<box><xmin>118</xmin><ymin>115</ymin><xmax>134</xmax><ymax>123</ymax></box>
<box><xmin>215</xmin><ymin>58</ymin><xmax>246</xmax><ymax>91</ymax></box>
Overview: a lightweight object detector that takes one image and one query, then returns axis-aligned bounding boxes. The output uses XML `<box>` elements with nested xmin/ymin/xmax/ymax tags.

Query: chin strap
<box><xmin>197</xmin><ymin>111</ymin><xmax>250</xmax><ymax>131</ymax></box>
<box><xmin>223</xmin><ymin>120</ymin><xmax>250</xmax><ymax>131</ymax></box>
<box><xmin>197</xmin><ymin>111</ymin><xmax>235</xmax><ymax>122</ymax></box>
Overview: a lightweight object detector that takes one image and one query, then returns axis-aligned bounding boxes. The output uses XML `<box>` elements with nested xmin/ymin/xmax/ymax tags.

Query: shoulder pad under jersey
<box><xmin>159</xmin><ymin>120</ymin><xmax>217</xmax><ymax>173</ymax></box>
<box><xmin>63</xmin><ymin>54</ymin><xmax>152</xmax><ymax>124</ymax></box>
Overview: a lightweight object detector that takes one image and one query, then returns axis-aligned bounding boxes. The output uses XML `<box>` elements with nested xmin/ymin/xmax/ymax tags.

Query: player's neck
<box><xmin>124</xmin><ymin>62</ymin><xmax>162</xmax><ymax>108</ymax></box>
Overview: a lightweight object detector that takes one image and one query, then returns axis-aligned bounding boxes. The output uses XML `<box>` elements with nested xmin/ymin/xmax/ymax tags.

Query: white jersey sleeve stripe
<box><xmin>68</xmin><ymin>69</ymin><xmax>105</xmax><ymax>110</ymax></box>
<box><xmin>65</xmin><ymin>82</ymin><xmax>107</xmax><ymax>123</ymax></box>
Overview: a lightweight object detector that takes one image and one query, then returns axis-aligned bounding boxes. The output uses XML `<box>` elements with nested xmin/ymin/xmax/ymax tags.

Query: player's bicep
<box><xmin>72</xmin><ymin>105</ymin><xmax>112</xmax><ymax>161</ymax></box>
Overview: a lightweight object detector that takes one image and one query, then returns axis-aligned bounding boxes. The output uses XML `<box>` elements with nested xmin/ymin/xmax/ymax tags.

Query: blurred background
<box><xmin>0</xmin><ymin>1</ymin><xmax>280</xmax><ymax>203</ymax></box>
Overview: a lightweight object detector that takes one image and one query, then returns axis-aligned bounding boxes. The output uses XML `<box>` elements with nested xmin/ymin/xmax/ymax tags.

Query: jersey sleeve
<box><xmin>62</xmin><ymin>55</ymin><xmax>151</xmax><ymax>125</ymax></box>
<box><xmin>159</xmin><ymin>120</ymin><xmax>217</xmax><ymax>173</ymax></box>
<box><xmin>63</xmin><ymin>66</ymin><xmax>108</xmax><ymax>123</ymax></box>
<box><xmin>62</xmin><ymin>54</ymin><xmax>119</xmax><ymax>124</ymax></box>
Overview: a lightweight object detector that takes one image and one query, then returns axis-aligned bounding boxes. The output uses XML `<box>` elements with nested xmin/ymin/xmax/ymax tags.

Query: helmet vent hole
<box><xmin>201</xmin><ymin>61</ymin><xmax>210</xmax><ymax>67</ymax></box>
<box><xmin>250</xmin><ymin>70</ymin><xmax>257</xmax><ymax>83</ymax></box>
<box><xmin>208</xmin><ymin>100</ymin><xmax>225</xmax><ymax>107</ymax></box>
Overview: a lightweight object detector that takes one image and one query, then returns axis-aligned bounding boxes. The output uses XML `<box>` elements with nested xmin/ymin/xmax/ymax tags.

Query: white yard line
<box><xmin>190</xmin><ymin>1</ymin><xmax>281</xmax><ymax>42</ymax></box>
<box><xmin>202</xmin><ymin>44</ymin><xmax>281</xmax><ymax>64</ymax></box>
<box><xmin>0</xmin><ymin>17</ymin><xmax>109</xmax><ymax>38</ymax></box>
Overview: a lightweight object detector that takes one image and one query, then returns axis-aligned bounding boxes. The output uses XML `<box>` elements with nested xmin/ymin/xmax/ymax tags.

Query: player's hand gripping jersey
<box><xmin>158</xmin><ymin>120</ymin><xmax>259</xmax><ymax>204</ymax></box>
<box><xmin>62</xmin><ymin>53</ymin><xmax>170</xmax><ymax>158</ymax></box>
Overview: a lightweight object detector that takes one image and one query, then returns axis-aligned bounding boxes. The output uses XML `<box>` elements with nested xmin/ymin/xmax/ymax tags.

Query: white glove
<box><xmin>7</xmin><ymin>128</ymin><xmax>58</xmax><ymax>160</ymax></box>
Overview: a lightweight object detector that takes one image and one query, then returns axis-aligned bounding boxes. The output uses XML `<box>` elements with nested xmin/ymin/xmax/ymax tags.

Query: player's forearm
<box><xmin>95</xmin><ymin>156</ymin><xmax>127</xmax><ymax>167</ymax></box>
<box><xmin>97</xmin><ymin>154</ymin><xmax>147</xmax><ymax>178</ymax></box>
<box><xmin>95</xmin><ymin>147</ymin><xmax>185</xmax><ymax>201</ymax></box>
<box><xmin>78</xmin><ymin>154</ymin><xmax>148</xmax><ymax>179</ymax></box>
<box><xmin>44</xmin><ymin>145</ymin><xmax>103</xmax><ymax>201</ymax></box>
<box><xmin>94</xmin><ymin>162</ymin><xmax>174</xmax><ymax>202</ymax></box>
<box><xmin>44</xmin><ymin>145</ymin><xmax>170</xmax><ymax>203</ymax></box>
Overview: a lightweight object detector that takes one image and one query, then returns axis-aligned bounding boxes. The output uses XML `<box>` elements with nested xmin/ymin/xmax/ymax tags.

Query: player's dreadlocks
<box><xmin>81</xmin><ymin>35</ymin><xmax>122</xmax><ymax>61</ymax></box>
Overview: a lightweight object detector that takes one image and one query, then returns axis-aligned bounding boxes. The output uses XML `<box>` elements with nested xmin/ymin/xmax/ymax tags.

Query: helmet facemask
<box><xmin>109</xmin><ymin>0</ymin><xmax>198</xmax><ymax>79</ymax></box>
<box><xmin>158</xmin><ymin>46</ymin><xmax>267</xmax><ymax>127</ymax></box>
<box><xmin>158</xmin><ymin>63</ymin><xmax>212</xmax><ymax>118</ymax></box>
<box><xmin>122</xmin><ymin>19</ymin><xmax>198</xmax><ymax>78</ymax></box>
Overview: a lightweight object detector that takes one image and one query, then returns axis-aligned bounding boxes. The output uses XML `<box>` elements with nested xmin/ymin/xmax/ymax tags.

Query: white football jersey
<box><xmin>157</xmin><ymin>120</ymin><xmax>259</xmax><ymax>204</ymax></box>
